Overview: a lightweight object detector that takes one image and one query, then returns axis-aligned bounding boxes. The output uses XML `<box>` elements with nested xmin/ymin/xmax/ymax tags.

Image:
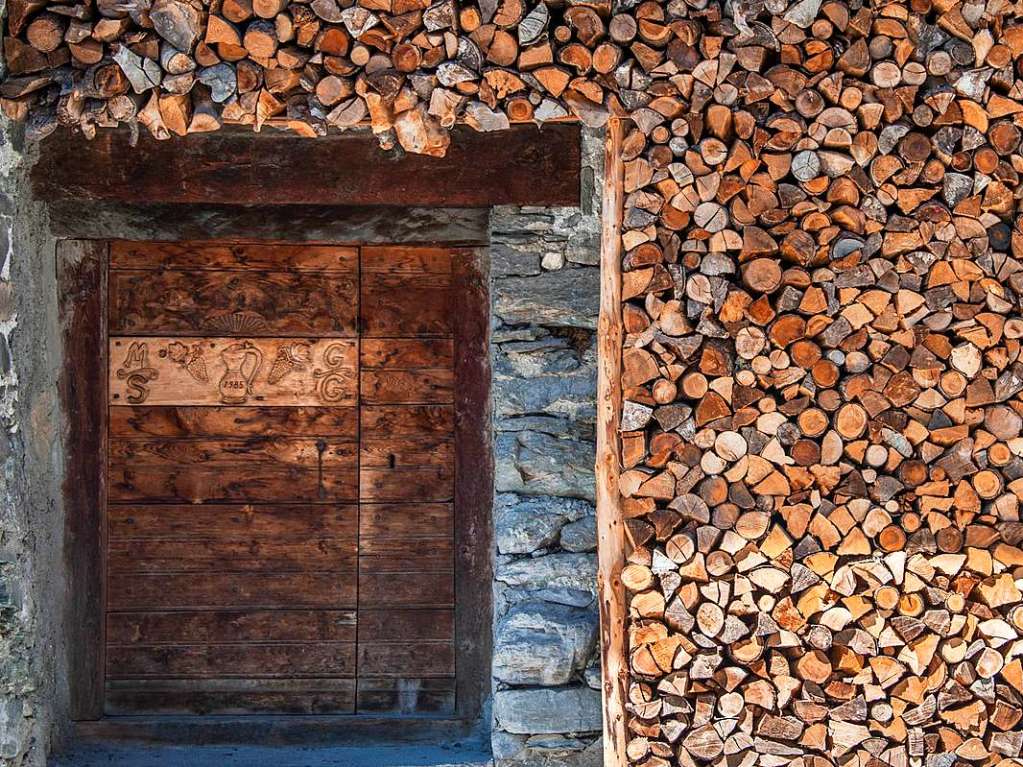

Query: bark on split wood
<box><xmin>597</xmin><ymin>115</ymin><xmax>628</xmax><ymax>767</ymax></box>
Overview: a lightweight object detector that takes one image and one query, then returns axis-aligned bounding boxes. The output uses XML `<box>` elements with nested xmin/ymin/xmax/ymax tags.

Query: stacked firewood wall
<box><xmin>8</xmin><ymin>0</ymin><xmax>1023</xmax><ymax>765</ymax></box>
<box><xmin>611</xmin><ymin>2</ymin><xmax>1023</xmax><ymax>766</ymax></box>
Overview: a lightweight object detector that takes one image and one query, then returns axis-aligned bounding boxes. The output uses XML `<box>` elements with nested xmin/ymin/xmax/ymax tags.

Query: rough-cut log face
<box><xmin>610</xmin><ymin>1</ymin><xmax>1023</xmax><ymax>765</ymax></box>
<box><xmin>12</xmin><ymin>0</ymin><xmax>1023</xmax><ymax>763</ymax></box>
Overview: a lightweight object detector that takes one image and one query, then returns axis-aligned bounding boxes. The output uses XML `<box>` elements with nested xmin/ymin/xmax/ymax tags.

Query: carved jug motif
<box><xmin>218</xmin><ymin>341</ymin><xmax>263</xmax><ymax>404</ymax></box>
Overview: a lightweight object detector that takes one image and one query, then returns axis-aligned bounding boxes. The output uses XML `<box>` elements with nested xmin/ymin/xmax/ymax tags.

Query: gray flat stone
<box><xmin>494</xmin><ymin>336</ymin><xmax>596</xmax><ymax>424</ymax></box>
<box><xmin>495</xmin><ymin>494</ymin><xmax>593</xmax><ymax>555</ymax></box>
<box><xmin>493</xmin><ymin>601</ymin><xmax>597</xmax><ymax>685</ymax></box>
<box><xmin>495</xmin><ymin>415</ymin><xmax>587</xmax><ymax>438</ymax></box>
<box><xmin>496</xmin><ymin>432</ymin><xmax>595</xmax><ymax>501</ymax></box>
<box><xmin>496</xmin><ymin>552</ymin><xmax>597</xmax><ymax>607</ymax></box>
<box><xmin>493</xmin><ymin>687</ymin><xmax>602</xmax><ymax>735</ymax></box>
<box><xmin>491</xmin><ymin>241</ymin><xmax>541</xmax><ymax>278</ymax></box>
<box><xmin>559</xmin><ymin>516</ymin><xmax>596</xmax><ymax>553</ymax></box>
<box><xmin>494</xmin><ymin>268</ymin><xmax>599</xmax><ymax>329</ymax></box>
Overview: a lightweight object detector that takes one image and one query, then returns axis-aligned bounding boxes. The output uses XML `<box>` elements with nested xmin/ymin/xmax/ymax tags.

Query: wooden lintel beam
<box><xmin>32</xmin><ymin>124</ymin><xmax>581</xmax><ymax>208</ymax></box>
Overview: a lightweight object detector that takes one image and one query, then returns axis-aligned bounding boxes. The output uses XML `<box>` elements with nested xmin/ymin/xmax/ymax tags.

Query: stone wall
<box><xmin>488</xmin><ymin>128</ymin><xmax>604</xmax><ymax>767</ymax></box>
<box><xmin>0</xmin><ymin>120</ymin><xmax>71</xmax><ymax>767</ymax></box>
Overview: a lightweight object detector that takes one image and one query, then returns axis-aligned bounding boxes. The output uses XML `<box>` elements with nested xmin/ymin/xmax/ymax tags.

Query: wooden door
<box><xmin>102</xmin><ymin>241</ymin><xmax>460</xmax><ymax>717</ymax></box>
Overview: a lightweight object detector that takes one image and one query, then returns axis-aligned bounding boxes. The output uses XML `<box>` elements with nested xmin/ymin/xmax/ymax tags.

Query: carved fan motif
<box><xmin>205</xmin><ymin>311</ymin><xmax>269</xmax><ymax>335</ymax></box>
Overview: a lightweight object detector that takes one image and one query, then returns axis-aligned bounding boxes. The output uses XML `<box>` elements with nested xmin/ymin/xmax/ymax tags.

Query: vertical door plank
<box><xmin>58</xmin><ymin>239</ymin><xmax>108</xmax><ymax>721</ymax></box>
<box><xmin>355</xmin><ymin>246</ymin><xmax>473</xmax><ymax>717</ymax></box>
<box><xmin>596</xmin><ymin>118</ymin><xmax>629</xmax><ymax>767</ymax></box>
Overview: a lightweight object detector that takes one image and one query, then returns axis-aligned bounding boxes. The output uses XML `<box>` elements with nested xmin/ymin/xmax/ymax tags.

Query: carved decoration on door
<box><xmin>268</xmin><ymin>342</ymin><xmax>312</xmax><ymax>384</ymax></box>
<box><xmin>115</xmin><ymin>342</ymin><xmax>158</xmax><ymax>404</ymax></box>
<box><xmin>218</xmin><ymin>341</ymin><xmax>263</xmax><ymax>404</ymax></box>
<box><xmin>314</xmin><ymin>343</ymin><xmax>351</xmax><ymax>403</ymax></box>
<box><xmin>162</xmin><ymin>341</ymin><xmax>210</xmax><ymax>383</ymax></box>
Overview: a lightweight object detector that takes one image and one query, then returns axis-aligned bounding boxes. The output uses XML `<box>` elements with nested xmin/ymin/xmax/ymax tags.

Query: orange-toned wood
<box><xmin>108</xmin><ymin>337</ymin><xmax>358</xmax><ymax>407</ymax></box>
<box><xmin>109</xmin><ymin>241</ymin><xmax>358</xmax><ymax>272</ymax></box>
<box><xmin>109</xmin><ymin>268</ymin><xmax>358</xmax><ymax>337</ymax></box>
<box><xmin>596</xmin><ymin>117</ymin><xmax>629</xmax><ymax>767</ymax></box>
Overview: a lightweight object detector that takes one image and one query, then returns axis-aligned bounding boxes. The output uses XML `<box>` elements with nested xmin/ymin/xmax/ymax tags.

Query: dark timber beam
<box><xmin>32</xmin><ymin>124</ymin><xmax>581</xmax><ymax>208</ymax></box>
<box><xmin>45</xmin><ymin>203</ymin><xmax>490</xmax><ymax>245</ymax></box>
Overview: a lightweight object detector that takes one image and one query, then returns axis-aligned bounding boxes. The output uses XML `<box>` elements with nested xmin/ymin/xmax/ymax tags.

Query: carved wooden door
<box><xmin>103</xmin><ymin>242</ymin><xmax>456</xmax><ymax>716</ymax></box>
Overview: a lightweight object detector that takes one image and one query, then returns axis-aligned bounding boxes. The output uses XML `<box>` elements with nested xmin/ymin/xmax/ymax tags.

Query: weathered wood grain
<box><xmin>357</xmin><ymin>642</ymin><xmax>455</xmax><ymax>677</ymax></box>
<box><xmin>107</xmin><ymin>642</ymin><xmax>357</xmax><ymax>677</ymax></box>
<box><xmin>357</xmin><ymin>609</ymin><xmax>454</xmax><ymax>642</ymax></box>
<box><xmin>360</xmin><ymin>435</ymin><xmax>453</xmax><ymax>468</ymax></box>
<box><xmin>355</xmin><ymin>677</ymin><xmax>455</xmax><ymax>715</ymax></box>
<box><xmin>109</xmin><ymin>268</ymin><xmax>358</xmax><ymax>337</ymax></box>
<box><xmin>104</xmin><ymin>678</ymin><xmax>356</xmax><ymax>716</ymax></box>
<box><xmin>33</xmin><ymin>128</ymin><xmax>582</xmax><ymax>209</ymax></box>
<box><xmin>107</xmin><ymin>537</ymin><xmax>357</xmax><ymax>573</ymax></box>
<box><xmin>361</xmin><ymin>247</ymin><xmax>455</xmax><ymax>274</ymax></box>
<box><xmin>360</xmin><ymin>273</ymin><xmax>453</xmax><ymax>338</ymax></box>
<box><xmin>450</xmin><ymin>247</ymin><xmax>493</xmax><ymax>724</ymax></box>
<box><xmin>358</xmin><ymin>503</ymin><xmax>453</xmax><ymax>541</ymax></box>
<box><xmin>109</xmin><ymin>437</ymin><xmax>357</xmax><ymax>468</ymax></box>
<box><xmin>357</xmin><ymin>572</ymin><xmax>454</xmax><ymax>609</ymax></box>
<box><xmin>356</xmin><ymin>537</ymin><xmax>454</xmax><ymax>574</ymax></box>
<box><xmin>110</xmin><ymin>241</ymin><xmax>358</xmax><ymax>272</ymax></box>
<box><xmin>595</xmin><ymin>117</ymin><xmax>628</xmax><ymax>767</ymax></box>
<box><xmin>107</xmin><ymin>610</ymin><xmax>358</xmax><ymax>644</ymax></box>
<box><xmin>58</xmin><ymin>239</ymin><xmax>107</xmax><ymax>721</ymax></box>
<box><xmin>360</xmin><ymin>370</ymin><xmax>454</xmax><ymax>405</ymax></box>
<box><xmin>108</xmin><ymin>504</ymin><xmax>357</xmax><ymax>539</ymax></box>
<box><xmin>360</xmin><ymin>466</ymin><xmax>454</xmax><ymax>504</ymax></box>
<box><xmin>360</xmin><ymin>339</ymin><xmax>454</xmax><ymax>369</ymax></box>
<box><xmin>360</xmin><ymin>405</ymin><xmax>454</xmax><ymax>437</ymax></box>
<box><xmin>108</xmin><ymin>438</ymin><xmax>358</xmax><ymax>503</ymax></box>
<box><xmin>360</xmin><ymin>339</ymin><xmax>455</xmax><ymax>405</ymax></box>
<box><xmin>109</xmin><ymin>406</ymin><xmax>357</xmax><ymax>438</ymax></box>
<box><xmin>107</xmin><ymin>572</ymin><xmax>357</xmax><ymax>611</ymax></box>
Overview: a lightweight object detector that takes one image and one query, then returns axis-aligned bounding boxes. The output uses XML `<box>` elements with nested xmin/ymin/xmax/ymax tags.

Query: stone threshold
<box><xmin>53</xmin><ymin>715</ymin><xmax>493</xmax><ymax>767</ymax></box>
<box><xmin>52</xmin><ymin>742</ymin><xmax>494</xmax><ymax>767</ymax></box>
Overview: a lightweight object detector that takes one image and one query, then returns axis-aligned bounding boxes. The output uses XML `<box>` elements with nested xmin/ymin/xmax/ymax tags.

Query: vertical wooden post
<box><xmin>596</xmin><ymin>117</ymin><xmax>628</xmax><ymax>767</ymax></box>
<box><xmin>58</xmin><ymin>239</ymin><xmax>108</xmax><ymax>720</ymax></box>
<box><xmin>452</xmin><ymin>247</ymin><xmax>494</xmax><ymax>724</ymax></box>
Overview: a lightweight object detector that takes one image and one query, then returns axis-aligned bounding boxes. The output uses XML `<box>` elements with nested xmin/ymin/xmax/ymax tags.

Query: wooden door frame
<box><xmin>595</xmin><ymin>118</ymin><xmax>628</xmax><ymax>767</ymax></box>
<box><xmin>57</xmin><ymin>237</ymin><xmax>493</xmax><ymax>739</ymax></box>
<box><xmin>47</xmin><ymin>122</ymin><xmax>631</xmax><ymax>766</ymax></box>
<box><xmin>58</xmin><ymin>239</ymin><xmax>108</xmax><ymax>721</ymax></box>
